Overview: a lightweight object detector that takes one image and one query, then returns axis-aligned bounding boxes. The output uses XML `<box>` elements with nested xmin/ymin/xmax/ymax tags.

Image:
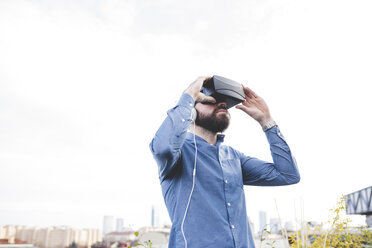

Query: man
<box><xmin>149</xmin><ymin>76</ymin><xmax>300</xmax><ymax>248</ymax></box>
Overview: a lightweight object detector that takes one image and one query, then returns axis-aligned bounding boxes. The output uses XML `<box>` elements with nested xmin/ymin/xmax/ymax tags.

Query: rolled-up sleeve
<box><xmin>149</xmin><ymin>93</ymin><xmax>195</xmax><ymax>182</ymax></box>
<box><xmin>240</xmin><ymin>126</ymin><xmax>300</xmax><ymax>186</ymax></box>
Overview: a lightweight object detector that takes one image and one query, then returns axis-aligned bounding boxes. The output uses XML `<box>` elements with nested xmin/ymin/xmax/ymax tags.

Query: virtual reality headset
<box><xmin>201</xmin><ymin>75</ymin><xmax>245</xmax><ymax>109</ymax></box>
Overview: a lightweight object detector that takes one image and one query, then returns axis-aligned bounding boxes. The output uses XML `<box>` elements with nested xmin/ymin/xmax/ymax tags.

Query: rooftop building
<box><xmin>346</xmin><ymin>185</ymin><xmax>372</xmax><ymax>227</ymax></box>
<box><xmin>0</xmin><ymin>226</ymin><xmax>101</xmax><ymax>248</ymax></box>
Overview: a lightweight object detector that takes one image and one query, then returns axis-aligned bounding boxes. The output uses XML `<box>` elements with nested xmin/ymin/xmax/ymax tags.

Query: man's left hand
<box><xmin>235</xmin><ymin>85</ymin><xmax>273</xmax><ymax>127</ymax></box>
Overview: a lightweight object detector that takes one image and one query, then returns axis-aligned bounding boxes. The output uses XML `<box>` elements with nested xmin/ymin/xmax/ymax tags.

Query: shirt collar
<box><xmin>186</xmin><ymin>132</ymin><xmax>225</xmax><ymax>144</ymax></box>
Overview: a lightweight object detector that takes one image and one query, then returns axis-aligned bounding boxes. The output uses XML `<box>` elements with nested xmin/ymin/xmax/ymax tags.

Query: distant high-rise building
<box><xmin>269</xmin><ymin>218</ymin><xmax>280</xmax><ymax>234</ymax></box>
<box><xmin>259</xmin><ymin>211</ymin><xmax>267</xmax><ymax>233</ymax></box>
<box><xmin>151</xmin><ymin>206</ymin><xmax>160</xmax><ymax>228</ymax></box>
<box><xmin>151</xmin><ymin>206</ymin><xmax>155</xmax><ymax>227</ymax></box>
<box><xmin>103</xmin><ymin>216</ymin><xmax>114</xmax><ymax>234</ymax></box>
<box><xmin>116</xmin><ymin>218</ymin><xmax>124</xmax><ymax>232</ymax></box>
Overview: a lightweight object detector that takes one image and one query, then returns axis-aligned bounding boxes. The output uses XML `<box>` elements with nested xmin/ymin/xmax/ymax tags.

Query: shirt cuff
<box><xmin>177</xmin><ymin>93</ymin><xmax>195</xmax><ymax>109</ymax></box>
<box><xmin>265</xmin><ymin>126</ymin><xmax>287</xmax><ymax>144</ymax></box>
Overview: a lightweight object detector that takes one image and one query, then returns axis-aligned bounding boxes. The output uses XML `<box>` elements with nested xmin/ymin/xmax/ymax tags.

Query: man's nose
<box><xmin>217</xmin><ymin>101</ymin><xmax>227</xmax><ymax>109</ymax></box>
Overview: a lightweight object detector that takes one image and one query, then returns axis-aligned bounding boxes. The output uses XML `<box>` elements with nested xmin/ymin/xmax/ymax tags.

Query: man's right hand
<box><xmin>184</xmin><ymin>76</ymin><xmax>216</xmax><ymax>103</ymax></box>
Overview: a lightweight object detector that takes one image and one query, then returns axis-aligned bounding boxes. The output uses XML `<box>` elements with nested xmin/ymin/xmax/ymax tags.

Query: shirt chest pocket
<box><xmin>221</xmin><ymin>158</ymin><xmax>243</xmax><ymax>188</ymax></box>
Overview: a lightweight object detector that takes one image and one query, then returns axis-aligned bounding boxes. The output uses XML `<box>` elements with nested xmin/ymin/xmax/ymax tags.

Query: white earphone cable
<box><xmin>181</xmin><ymin>117</ymin><xmax>198</xmax><ymax>248</ymax></box>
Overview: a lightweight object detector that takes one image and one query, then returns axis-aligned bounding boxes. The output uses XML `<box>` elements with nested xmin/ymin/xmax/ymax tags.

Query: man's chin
<box><xmin>216</xmin><ymin>113</ymin><xmax>230</xmax><ymax>122</ymax></box>
<box><xmin>195</xmin><ymin>112</ymin><xmax>230</xmax><ymax>133</ymax></box>
<box><xmin>213</xmin><ymin>119</ymin><xmax>230</xmax><ymax>133</ymax></box>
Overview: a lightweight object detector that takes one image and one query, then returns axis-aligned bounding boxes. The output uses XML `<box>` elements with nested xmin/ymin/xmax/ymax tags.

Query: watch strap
<box><xmin>262</xmin><ymin>120</ymin><xmax>277</xmax><ymax>132</ymax></box>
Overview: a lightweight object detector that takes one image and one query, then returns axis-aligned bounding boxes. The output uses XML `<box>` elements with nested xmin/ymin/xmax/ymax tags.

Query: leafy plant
<box><xmin>259</xmin><ymin>225</ymin><xmax>276</xmax><ymax>248</ymax></box>
<box><xmin>289</xmin><ymin>196</ymin><xmax>372</xmax><ymax>248</ymax></box>
<box><xmin>128</xmin><ymin>232</ymin><xmax>152</xmax><ymax>248</ymax></box>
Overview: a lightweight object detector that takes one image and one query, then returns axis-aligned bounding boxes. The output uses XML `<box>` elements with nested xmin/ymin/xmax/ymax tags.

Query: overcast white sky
<box><xmin>1</xmin><ymin>0</ymin><xmax>371</xmax><ymax>231</ymax></box>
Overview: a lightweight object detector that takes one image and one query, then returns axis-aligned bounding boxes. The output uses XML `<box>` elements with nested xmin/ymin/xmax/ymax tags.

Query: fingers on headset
<box><xmin>202</xmin><ymin>95</ymin><xmax>216</xmax><ymax>103</ymax></box>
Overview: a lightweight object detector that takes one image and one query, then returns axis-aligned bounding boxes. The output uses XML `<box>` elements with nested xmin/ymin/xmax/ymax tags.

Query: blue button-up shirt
<box><xmin>149</xmin><ymin>94</ymin><xmax>300</xmax><ymax>248</ymax></box>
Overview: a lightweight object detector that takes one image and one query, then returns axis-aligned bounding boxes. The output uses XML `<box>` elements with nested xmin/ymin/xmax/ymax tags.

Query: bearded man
<box><xmin>149</xmin><ymin>76</ymin><xmax>300</xmax><ymax>248</ymax></box>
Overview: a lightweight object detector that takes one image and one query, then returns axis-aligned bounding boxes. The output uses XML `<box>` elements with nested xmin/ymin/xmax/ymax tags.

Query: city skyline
<box><xmin>1</xmin><ymin>0</ymin><xmax>371</xmax><ymax>231</ymax></box>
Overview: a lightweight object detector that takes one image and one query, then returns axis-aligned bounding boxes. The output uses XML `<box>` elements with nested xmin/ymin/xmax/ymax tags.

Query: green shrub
<box><xmin>289</xmin><ymin>196</ymin><xmax>372</xmax><ymax>248</ymax></box>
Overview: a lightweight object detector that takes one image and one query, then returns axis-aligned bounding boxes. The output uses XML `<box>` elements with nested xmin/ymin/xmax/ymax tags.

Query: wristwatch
<box><xmin>262</xmin><ymin>120</ymin><xmax>277</xmax><ymax>131</ymax></box>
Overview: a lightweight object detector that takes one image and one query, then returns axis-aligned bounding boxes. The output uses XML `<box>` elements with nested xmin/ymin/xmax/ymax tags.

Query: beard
<box><xmin>195</xmin><ymin>108</ymin><xmax>230</xmax><ymax>133</ymax></box>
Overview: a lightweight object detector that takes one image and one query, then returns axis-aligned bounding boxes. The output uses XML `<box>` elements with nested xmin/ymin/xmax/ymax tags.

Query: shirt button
<box><xmin>231</xmin><ymin>225</ymin><xmax>235</xmax><ymax>229</ymax></box>
<box><xmin>225</xmin><ymin>180</ymin><xmax>228</xmax><ymax>184</ymax></box>
<box><xmin>182</xmin><ymin>119</ymin><xmax>185</xmax><ymax>122</ymax></box>
<box><xmin>277</xmin><ymin>130</ymin><xmax>283</xmax><ymax>137</ymax></box>
<box><xmin>189</xmin><ymin>103</ymin><xmax>193</xmax><ymax>107</ymax></box>
<box><xmin>227</xmin><ymin>202</ymin><xmax>231</xmax><ymax>206</ymax></box>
